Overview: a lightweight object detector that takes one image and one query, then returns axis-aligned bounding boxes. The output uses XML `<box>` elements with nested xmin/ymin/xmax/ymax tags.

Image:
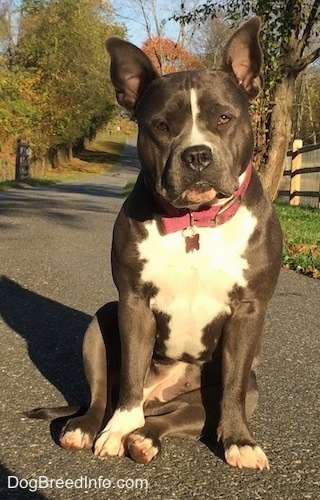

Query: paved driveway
<box><xmin>0</xmin><ymin>139</ymin><xmax>319</xmax><ymax>499</ymax></box>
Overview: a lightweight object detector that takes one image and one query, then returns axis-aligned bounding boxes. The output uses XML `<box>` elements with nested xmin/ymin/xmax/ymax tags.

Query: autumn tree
<box><xmin>15</xmin><ymin>0</ymin><xmax>124</xmax><ymax>164</ymax></box>
<box><xmin>113</xmin><ymin>0</ymin><xmax>200</xmax><ymax>71</ymax></box>
<box><xmin>0</xmin><ymin>1</ymin><xmax>44</xmax><ymax>149</ymax></box>
<box><xmin>0</xmin><ymin>0</ymin><xmax>124</xmax><ymax>167</ymax></box>
<box><xmin>175</xmin><ymin>0</ymin><xmax>320</xmax><ymax>199</ymax></box>
<box><xmin>142</xmin><ymin>36</ymin><xmax>200</xmax><ymax>73</ymax></box>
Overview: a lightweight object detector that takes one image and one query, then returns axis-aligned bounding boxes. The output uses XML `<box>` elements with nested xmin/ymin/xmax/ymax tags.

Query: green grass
<box><xmin>275</xmin><ymin>203</ymin><xmax>320</xmax><ymax>279</ymax></box>
<box><xmin>0</xmin><ymin>174</ymin><xmax>97</xmax><ymax>190</ymax></box>
<box><xmin>0</xmin><ymin>178</ymin><xmax>57</xmax><ymax>190</ymax></box>
<box><xmin>0</xmin><ymin>169</ymin><xmax>103</xmax><ymax>191</ymax></box>
<box><xmin>123</xmin><ymin>179</ymin><xmax>137</xmax><ymax>197</ymax></box>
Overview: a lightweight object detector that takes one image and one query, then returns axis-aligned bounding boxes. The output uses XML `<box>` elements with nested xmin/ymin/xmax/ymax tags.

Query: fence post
<box><xmin>290</xmin><ymin>139</ymin><xmax>303</xmax><ymax>206</ymax></box>
<box><xmin>15</xmin><ymin>139</ymin><xmax>31</xmax><ymax>181</ymax></box>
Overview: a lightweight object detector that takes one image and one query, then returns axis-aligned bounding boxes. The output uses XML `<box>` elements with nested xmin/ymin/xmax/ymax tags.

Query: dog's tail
<box><xmin>24</xmin><ymin>405</ymin><xmax>88</xmax><ymax>420</ymax></box>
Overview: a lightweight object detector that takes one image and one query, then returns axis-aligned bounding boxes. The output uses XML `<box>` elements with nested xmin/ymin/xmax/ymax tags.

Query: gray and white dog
<box><xmin>29</xmin><ymin>17</ymin><xmax>282</xmax><ymax>470</ymax></box>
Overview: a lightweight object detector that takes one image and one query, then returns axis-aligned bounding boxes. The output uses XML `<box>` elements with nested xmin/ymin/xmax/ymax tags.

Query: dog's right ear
<box><xmin>105</xmin><ymin>38</ymin><xmax>159</xmax><ymax>114</ymax></box>
<box><xmin>219</xmin><ymin>17</ymin><xmax>263</xmax><ymax>101</ymax></box>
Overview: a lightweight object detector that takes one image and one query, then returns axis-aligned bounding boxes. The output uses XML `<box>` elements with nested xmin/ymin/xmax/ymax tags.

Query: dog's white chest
<box><xmin>138</xmin><ymin>206</ymin><xmax>257</xmax><ymax>359</ymax></box>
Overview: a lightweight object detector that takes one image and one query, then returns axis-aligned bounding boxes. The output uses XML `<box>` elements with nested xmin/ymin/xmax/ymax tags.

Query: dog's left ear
<box><xmin>220</xmin><ymin>17</ymin><xmax>263</xmax><ymax>101</ymax></box>
<box><xmin>105</xmin><ymin>38</ymin><xmax>159</xmax><ymax>113</ymax></box>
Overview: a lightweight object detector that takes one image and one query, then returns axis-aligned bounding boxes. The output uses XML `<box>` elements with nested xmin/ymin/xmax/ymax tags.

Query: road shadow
<box><xmin>0</xmin><ymin>464</ymin><xmax>46</xmax><ymax>499</ymax></box>
<box><xmin>0</xmin><ymin>276</ymin><xmax>90</xmax><ymax>406</ymax></box>
<box><xmin>49</xmin><ymin>181</ymin><xmax>127</xmax><ymax>200</ymax></box>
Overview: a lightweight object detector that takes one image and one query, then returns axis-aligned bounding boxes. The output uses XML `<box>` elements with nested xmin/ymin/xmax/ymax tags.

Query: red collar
<box><xmin>160</xmin><ymin>162</ymin><xmax>252</xmax><ymax>234</ymax></box>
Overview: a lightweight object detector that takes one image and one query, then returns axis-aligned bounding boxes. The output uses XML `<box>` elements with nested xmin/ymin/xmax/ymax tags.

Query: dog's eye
<box><xmin>218</xmin><ymin>115</ymin><xmax>231</xmax><ymax>125</ymax></box>
<box><xmin>156</xmin><ymin>122</ymin><xmax>169</xmax><ymax>131</ymax></box>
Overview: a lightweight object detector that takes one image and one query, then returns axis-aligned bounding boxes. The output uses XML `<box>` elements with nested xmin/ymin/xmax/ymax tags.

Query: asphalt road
<box><xmin>0</xmin><ymin>139</ymin><xmax>319</xmax><ymax>499</ymax></box>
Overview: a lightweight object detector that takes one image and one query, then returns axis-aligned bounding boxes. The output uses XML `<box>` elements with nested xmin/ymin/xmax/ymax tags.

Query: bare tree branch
<box><xmin>296</xmin><ymin>46</ymin><xmax>320</xmax><ymax>73</ymax></box>
<box><xmin>300</xmin><ymin>0</ymin><xmax>320</xmax><ymax>51</ymax></box>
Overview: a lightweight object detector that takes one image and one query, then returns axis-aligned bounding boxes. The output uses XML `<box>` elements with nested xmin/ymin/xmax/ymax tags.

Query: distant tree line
<box><xmin>0</xmin><ymin>0</ymin><xmax>125</xmax><ymax>167</ymax></box>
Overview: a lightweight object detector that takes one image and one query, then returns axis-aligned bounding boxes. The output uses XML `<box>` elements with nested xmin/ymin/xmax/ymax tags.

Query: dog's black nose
<box><xmin>181</xmin><ymin>145</ymin><xmax>213</xmax><ymax>172</ymax></box>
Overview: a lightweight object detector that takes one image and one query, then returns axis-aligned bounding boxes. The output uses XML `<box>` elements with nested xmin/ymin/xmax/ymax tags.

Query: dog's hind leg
<box><xmin>125</xmin><ymin>366</ymin><xmax>258</xmax><ymax>465</ymax></box>
<box><xmin>126</xmin><ymin>393</ymin><xmax>207</xmax><ymax>464</ymax></box>
<box><xmin>59</xmin><ymin>302</ymin><xmax>120</xmax><ymax>451</ymax></box>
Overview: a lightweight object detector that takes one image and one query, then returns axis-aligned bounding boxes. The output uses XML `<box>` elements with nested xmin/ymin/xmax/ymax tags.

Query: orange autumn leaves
<box><xmin>141</xmin><ymin>37</ymin><xmax>200</xmax><ymax>75</ymax></box>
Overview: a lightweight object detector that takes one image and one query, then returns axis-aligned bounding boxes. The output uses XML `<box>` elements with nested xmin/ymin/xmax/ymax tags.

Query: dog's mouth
<box><xmin>179</xmin><ymin>182</ymin><xmax>233</xmax><ymax>207</ymax></box>
<box><xmin>155</xmin><ymin>177</ymin><xmax>239</xmax><ymax>210</ymax></box>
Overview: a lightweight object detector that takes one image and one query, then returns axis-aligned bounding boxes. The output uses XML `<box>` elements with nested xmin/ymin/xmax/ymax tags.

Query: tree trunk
<box><xmin>48</xmin><ymin>144</ymin><xmax>72</xmax><ymax>168</ymax></box>
<box><xmin>258</xmin><ymin>75</ymin><xmax>296</xmax><ymax>200</ymax></box>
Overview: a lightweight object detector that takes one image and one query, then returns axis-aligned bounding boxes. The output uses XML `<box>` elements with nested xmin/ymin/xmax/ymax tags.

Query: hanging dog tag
<box><xmin>183</xmin><ymin>225</ymin><xmax>200</xmax><ymax>253</ymax></box>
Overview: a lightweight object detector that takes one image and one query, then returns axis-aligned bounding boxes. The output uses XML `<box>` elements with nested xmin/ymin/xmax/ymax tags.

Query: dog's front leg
<box><xmin>94</xmin><ymin>295</ymin><xmax>156</xmax><ymax>458</ymax></box>
<box><xmin>217</xmin><ymin>300</ymin><xmax>269</xmax><ymax>470</ymax></box>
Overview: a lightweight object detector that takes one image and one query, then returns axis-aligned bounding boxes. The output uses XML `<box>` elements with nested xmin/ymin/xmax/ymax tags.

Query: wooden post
<box><xmin>15</xmin><ymin>139</ymin><xmax>21</xmax><ymax>181</ymax></box>
<box><xmin>290</xmin><ymin>139</ymin><xmax>303</xmax><ymax>206</ymax></box>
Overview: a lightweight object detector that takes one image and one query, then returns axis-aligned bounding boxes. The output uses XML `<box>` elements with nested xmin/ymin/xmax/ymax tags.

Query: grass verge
<box><xmin>275</xmin><ymin>203</ymin><xmax>320</xmax><ymax>279</ymax></box>
<box><xmin>123</xmin><ymin>179</ymin><xmax>137</xmax><ymax>197</ymax></box>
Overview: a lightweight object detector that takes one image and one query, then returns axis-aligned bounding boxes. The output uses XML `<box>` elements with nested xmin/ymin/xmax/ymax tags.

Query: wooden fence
<box><xmin>277</xmin><ymin>140</ymin><xmax>320</xmax><ymax>208</ymax></box>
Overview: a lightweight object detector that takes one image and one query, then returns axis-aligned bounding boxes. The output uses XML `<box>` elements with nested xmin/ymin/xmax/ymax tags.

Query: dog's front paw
<box><xmin>94</xmin><ymin>430</ymin><xmax>126</xmax><ymax>457</ymax></box>
<box><xmin>94</xmin><ymin>407</ymin><xmax>145</xmax><ymax>458</ymax></box>
<box><xmin>126</xmin><ymin>431</ymin><xmax>160</xmax><ymax>464</ymax></box>
<box><xmin>60</xmin><ymin>428</ymin><xmax>92</xmax><ymax>451</ymax></box>
<box><xmin>59</xmin><ymin>415</ymin><xmax>99</xmax><ymax>451</ymax></box>
<box><xmin>225</xmin><ymin>444</ymin><xmax>269</xmax><ymax>470</ymax></box>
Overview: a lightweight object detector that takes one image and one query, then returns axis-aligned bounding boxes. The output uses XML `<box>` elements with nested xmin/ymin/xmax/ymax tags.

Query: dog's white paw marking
<box><xmin>94</xmin><ymin>407</ymin><xmax>145</xmax><ymax>458</ymax></box>
<box><xmin>60</xmin><ymin>428</ymin><xmax>91</xmax><ymax>451</ymax></box>
<box><xmin>225</xmin><ymin>444</ymin><xmax>269</xmax><ymax>470</ymax></box>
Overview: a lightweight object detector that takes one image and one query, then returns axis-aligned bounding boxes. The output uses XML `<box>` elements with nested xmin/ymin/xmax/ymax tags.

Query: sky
<box><xmin>111</xmin><ymin>0</ymin><xmax>196</xmax><ymax>48</ymax></box>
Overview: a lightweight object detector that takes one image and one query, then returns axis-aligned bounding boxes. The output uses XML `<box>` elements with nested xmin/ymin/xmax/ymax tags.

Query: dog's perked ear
<box><xmin>105</xmin><ymin>38</ymin><xmax>159</xmax><ymax>113</ymax></box>
<box><xmin>219</xmin><ymin>17</ymin><xmax>264</xmax><ymax>101</ymax></box>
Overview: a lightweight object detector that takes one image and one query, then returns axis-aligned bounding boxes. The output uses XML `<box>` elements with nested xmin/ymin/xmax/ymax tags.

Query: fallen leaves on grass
<box><xmin>289</xmin><ymin>243</ymin><xmax>320</xmax><ymax>257</ymax></box>
<box><xmin>283</xmin><ymin>243</ymin><xmax>320</xmax><ymax>279</ymax></box>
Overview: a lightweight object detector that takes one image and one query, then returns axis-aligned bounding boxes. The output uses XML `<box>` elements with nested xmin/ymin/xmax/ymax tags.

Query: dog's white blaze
<box><xmin>138</xmin><ymin>206</ymin><xmax>257</xmax><ymax>359</ymax></box>
<box><xmin>190</xmin><ymin>88</ymin><xmax>208</xmax><ymax>145</ymax></box>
